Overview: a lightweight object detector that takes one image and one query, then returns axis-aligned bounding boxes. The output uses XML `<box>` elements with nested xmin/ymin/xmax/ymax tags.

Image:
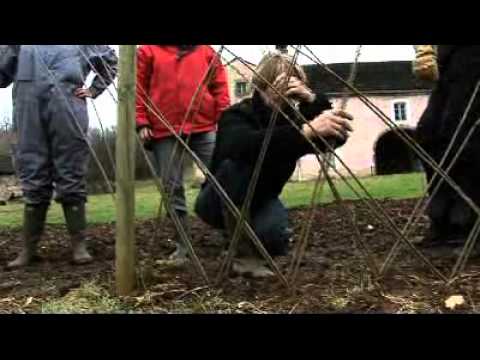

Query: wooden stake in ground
<box><xmin>116</xmin><ymin>45</ymin><xmax>137</xmax><ymax>295</ymax></box>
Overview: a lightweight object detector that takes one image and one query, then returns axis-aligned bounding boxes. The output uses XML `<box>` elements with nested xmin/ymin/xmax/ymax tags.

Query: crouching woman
<box><xmin>195</xmin><ymin>53</ymin><xmax>354</xmax><ymax>277</ymax></box>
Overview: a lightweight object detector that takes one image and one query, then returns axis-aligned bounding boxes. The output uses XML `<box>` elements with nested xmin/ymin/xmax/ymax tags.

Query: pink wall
<box><xmin>294</xmin><ymin>92</ymin><xmax>430</xmax><ymax>180</ymax></box>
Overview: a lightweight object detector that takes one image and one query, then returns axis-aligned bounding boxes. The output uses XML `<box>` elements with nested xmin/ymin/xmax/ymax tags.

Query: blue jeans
<box><xmin>195</xmin><ymin>159</ymin><xmax>290</xmax><ymax>256</ymax></box>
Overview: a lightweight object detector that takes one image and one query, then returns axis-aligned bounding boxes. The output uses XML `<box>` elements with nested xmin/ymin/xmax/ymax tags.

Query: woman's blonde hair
<box><xmin>252</xmin><ymin>52</ymin><xmax>307</xmax><ymax>93</ymax></box>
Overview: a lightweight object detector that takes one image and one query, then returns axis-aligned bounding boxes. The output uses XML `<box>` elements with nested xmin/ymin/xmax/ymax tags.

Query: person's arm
<box><xmin>217</xmin><ymin>106</ymin><xmax>327</xmax><ymax>167</ymax></box>
<box><xmin>298</xmin><ymin>91</ymin><xmax>332</xmax><ymax>119</ymax></box>
<box><xmin>83</xmin><ymin>45</ymin><xmax>119</xmax><ymax>98</ymax></box>
<box><xmin>135</xmin><ymin>46</ymin><xmax>154</xmax><ymax>131</ymax></box>
<box><xmin>277</xmin><ymin>75</ymin><xmax>343</xmax><ymax>151</ymax></box>
<box><xmin>297</xmin><ymin>89</ymin><xmax>357</xmax><ymax>150</ymax></box>
<box><xmin>0</xmin><ymin>45</ymin><xmax>20</xmax><ymax>88</ymax></box>
<box><xmin>207</xmin><ymin>49</ymin><xmax>231</xmax><ymax>121</ymax></box>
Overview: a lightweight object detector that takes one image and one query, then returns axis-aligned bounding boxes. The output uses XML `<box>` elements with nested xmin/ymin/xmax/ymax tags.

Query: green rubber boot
<box><xmin>7</xmin><ymin>203</ymin><xmax>49</xmax><ymax>269</ymax></box>
<box><xmin>63</xmin><ymin>202</ymin><xmax>93</xmax><ymax>265</ymax></box>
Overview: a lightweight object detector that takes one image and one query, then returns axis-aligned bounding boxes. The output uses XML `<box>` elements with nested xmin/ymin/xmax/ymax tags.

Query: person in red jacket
<box><xmin>136</xmin><ymin>45</ymin><xmax>230</xmax><ymax>263</ymax></box>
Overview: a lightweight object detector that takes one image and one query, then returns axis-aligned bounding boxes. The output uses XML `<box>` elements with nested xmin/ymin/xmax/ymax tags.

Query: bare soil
<box><xmin>1</xmin><ymin>198</ymin><xmax>479</xmax><ymax>314</ymax></box>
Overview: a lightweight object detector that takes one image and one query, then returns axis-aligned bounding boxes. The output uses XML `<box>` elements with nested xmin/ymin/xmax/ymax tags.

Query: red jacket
<box><xmin>136</xmin><ymin>45</ymin><xmax>231</xmax><ymax>140</ymax></box>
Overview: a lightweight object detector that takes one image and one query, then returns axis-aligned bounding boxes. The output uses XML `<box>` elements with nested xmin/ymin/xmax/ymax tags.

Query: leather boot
<box><xmin>7</xmin><ymin>203</ymin><xmax>49</xmax><ymax>269</ymax></box>
<box><xmin>223</xmin><ymin>208</ymin><xmax>274</xmax><ymax>279</ymax></box>
<box><xmin>232</xmin><ymin>239</ymin><xmax>274</xmax><ymax>279</ymax></box>
<box><xmin>63</xmin><ymin>202</ymin><xmax>93</xmax><ymax>265</ymax></box>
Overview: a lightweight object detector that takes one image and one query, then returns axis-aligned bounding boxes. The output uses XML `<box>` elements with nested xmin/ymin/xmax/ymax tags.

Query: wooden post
<box><xmin>116</xmin><ymin>45</ymin><xmax>137</xmax><ymax>295</ymax></box>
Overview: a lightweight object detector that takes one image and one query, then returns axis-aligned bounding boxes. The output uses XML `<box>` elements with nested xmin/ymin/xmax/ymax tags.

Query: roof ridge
<box><xmin>303</xmin><ymin>60</ymin><xmax>433</xmax><ymax>93</ymax></box>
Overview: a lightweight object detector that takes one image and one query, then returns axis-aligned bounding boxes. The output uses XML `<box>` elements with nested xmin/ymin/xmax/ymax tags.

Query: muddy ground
<box><xmin>1</xmin><ymin>198</ymin><xmax>479</xmax><ymax>314</ymax></box>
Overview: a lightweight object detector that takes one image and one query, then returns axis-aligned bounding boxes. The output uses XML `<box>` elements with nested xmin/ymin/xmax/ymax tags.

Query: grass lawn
<box><xmin>0</xmin><ymin>172</ymin><xmax>426</xmax><ymax>228</ymax></box>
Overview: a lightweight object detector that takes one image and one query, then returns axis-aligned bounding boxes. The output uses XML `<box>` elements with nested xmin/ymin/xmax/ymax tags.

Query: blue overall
<box><xmin>0</xmin><ymin>45</ymin><xmax>118</xmax><ymax>205</ymax></box>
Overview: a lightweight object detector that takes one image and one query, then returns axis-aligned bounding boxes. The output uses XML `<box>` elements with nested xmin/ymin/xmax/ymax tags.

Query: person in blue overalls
<box><xmin>0</xmin><ymin>45</ymin><xmax>118</xmax><ymax>269</ymax></box>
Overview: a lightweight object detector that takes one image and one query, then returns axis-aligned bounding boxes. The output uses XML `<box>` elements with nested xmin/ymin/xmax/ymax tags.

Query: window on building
<box><xmin>393</xmin><ymin>101</ymin><xmax>408</xmax><ymax>122</ymax></box>
<box><xmin>235</xmin><ymin>81</ymin><xmax>248</xmax><ymax>98</ymax></box>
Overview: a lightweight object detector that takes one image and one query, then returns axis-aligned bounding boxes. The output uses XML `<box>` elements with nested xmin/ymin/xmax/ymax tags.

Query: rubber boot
<box><xmin>446</xmin><ymin>199</ymin><xmax>473</xmax><ymax>246</ymax></box>
<box><xmin>419</xmin><ymin>193</ymin><xmax>451</xmax><ymax>248</ymax></box>
<box><xmin>419</xmin><ymin>220</ymin><xmax>449</xmax><ymax>248</ymax></box>
<box><xmin>453</xmin><ymin>240</ymin><xmax>480</xmax><ymax>259</ymax></box>
<box><xmin>168</xmin><ymin>212</ymin><xmax>189</xmax><ymax>263</ymax></box>
<box><xmin>7</xmin><ymin>203</ymin><xmax>49</xmax><ymax>269</ymax></box>
<box><xmin>63</xmin><ymin>202</ymin><xmax>93</xmax><ymax>265</ymax></box>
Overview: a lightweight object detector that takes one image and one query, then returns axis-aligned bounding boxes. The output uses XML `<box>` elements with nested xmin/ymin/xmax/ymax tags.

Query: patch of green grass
<box><xmin>281</xmin><ymin>172</ymin><xmax>426</xmax><ymax>208</ymax></box>
<box><xmin>0</xmin><ymin>173</ymin><xmax>425</xmax><ymax>228</ymax></box>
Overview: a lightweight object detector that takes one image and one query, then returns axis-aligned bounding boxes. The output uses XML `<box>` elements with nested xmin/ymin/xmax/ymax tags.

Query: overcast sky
<box><xmin>0</xmin><ymin>45</ymin><xmax>415</xmax><ymax>128</ymax></box>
